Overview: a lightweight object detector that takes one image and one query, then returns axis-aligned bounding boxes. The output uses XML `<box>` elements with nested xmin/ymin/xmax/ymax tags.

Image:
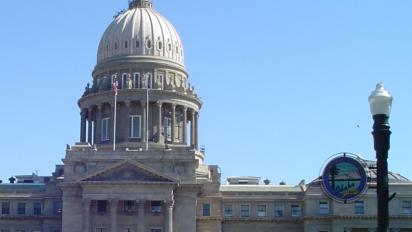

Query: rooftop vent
<box><xmin>264</xmin><ymin>178</ymin><xmax>271</xmax><ymax>185</ymax></box>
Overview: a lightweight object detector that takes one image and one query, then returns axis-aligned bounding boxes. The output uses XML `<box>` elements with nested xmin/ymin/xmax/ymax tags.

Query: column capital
<box><xmin>125</xmin><ymin>100</ymin><xmax>131</xmax><ymax>107</ymax></box>
<box><xmin>156</xmin><ymin>101</ymin><xmax>163</xmax><ymax>107</ymax></box>
<box><xmin>163</xmin><ymin>200</ymin><xmax>175</xmax><ymax>208</ymax></box>
<box><xmin>140</xmin><ymin>100</ymin><xmax>147</xmax><ymax>107</ymax></box>
<box><xmin>171</xmin><ymin>103</ymin><xmax>177</xmax><ymax>108</ymax></box>
<box><xmin>82</xmin><ymin>198</ymin><xmax>92</xmax><ymax>205</ymax></box>
<box><xmin>97</xmin><ymin>104</ymin><xmax>103</xmax><ymax>110</ymax></box>
<box><xmin>135</xmin><ymin>200</ymin><xmax>146</xmax><ymax>206</ymax></box>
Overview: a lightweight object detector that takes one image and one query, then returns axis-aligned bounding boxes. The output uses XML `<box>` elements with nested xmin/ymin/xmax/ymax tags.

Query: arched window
<box><xmin>114</xmin><ymin>42</ymin><xmax>118</xmax><ymax>50</ymax></box>
<box><xmin>158</xmin><ymin>41</ymin><xmax>163</xmax><ymax>50</ymax></box>
<box><xmin>125</xmin><ymin>41</ymin><xmax>128</xmax><ymax>49</ymax></box>
<box><xmin>147</xmin><ymin>40</ymin><xmax>152</xmax><ymax>49</ymax></box>
<box><xmin>136</xmin><ymin>40</ymin><xmax>140</xmax><ymax>48</ymax></box>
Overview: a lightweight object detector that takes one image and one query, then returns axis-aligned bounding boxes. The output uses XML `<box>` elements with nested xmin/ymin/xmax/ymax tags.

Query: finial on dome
<box><xmin>129</xmin><ymin>0</ymin><xmax>153</xmax><ymax>9</ymax></box>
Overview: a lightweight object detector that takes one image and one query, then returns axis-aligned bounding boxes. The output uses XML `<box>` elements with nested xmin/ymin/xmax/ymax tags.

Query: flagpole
<box><xmin>113</xmin><ymin>76</ymin><xmax>118</xmax><ymax>152</ymax></box>
<box><xmin>146</xmin><ymin>79</ymin><xmax>149</xmax><ymax>151</ymax></box>
<box><xmin>113</xmin><ymin>93</ymin><xmax>117</xmax><ymax>151</ymax></box>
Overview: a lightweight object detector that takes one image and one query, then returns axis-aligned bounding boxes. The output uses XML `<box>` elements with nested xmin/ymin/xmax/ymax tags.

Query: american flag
<box><xmin>112</xmin><ymin>79</ymin><xmax>119</xmax><ymax>96</ymax></box>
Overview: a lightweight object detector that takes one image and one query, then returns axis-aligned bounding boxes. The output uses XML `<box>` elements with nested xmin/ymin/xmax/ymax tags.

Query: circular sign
<box><xmin>321</xmin><ymin>154</ymin><xmax>368</xmax><ymax>203</ymax></box>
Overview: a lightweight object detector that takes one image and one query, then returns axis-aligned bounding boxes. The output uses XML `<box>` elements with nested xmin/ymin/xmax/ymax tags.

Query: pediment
<box><xmin>81</xmin><ymin>160</ymin><xmax>176</xmax><ymax>183</ymax></box>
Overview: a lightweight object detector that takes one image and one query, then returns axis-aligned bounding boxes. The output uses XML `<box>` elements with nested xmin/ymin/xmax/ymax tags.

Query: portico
<box><xmin>78</xmin><ymin>160</ymin><xmax>178</xmax><ymax>232</ymax></box>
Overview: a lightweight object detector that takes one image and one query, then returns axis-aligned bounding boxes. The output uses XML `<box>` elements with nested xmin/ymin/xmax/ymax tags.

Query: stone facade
<box><xmin>1</xmin><ymin>1</ymin><xmax>412</xmax><ymax>232</ymax></box>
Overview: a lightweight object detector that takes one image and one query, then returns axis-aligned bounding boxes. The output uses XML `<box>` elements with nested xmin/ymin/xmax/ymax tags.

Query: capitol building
<box><xmin>0</xmin><ymin>1</ymin><xmax>412</xmax><ymax>232</ymax></box>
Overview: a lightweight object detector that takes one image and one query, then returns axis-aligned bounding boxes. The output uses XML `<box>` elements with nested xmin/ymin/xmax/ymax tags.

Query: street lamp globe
<box><xmin>369</xmin><ymin>83</ymin><xmax>393</xmax><ymax>116</ymax></box>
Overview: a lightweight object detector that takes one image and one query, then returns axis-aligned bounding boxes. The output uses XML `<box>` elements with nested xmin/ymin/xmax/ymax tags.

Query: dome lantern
<box><xmin>129</xmin><ymin>0</ymin><xmax>153</xmax><ymax>9</ymax></box>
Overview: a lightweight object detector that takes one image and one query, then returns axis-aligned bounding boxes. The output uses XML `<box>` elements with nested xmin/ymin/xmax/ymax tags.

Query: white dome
<box><xmin>97</xmin><ymin>2</ymin><xmax>184</xmax><ymax>66</ymax></box>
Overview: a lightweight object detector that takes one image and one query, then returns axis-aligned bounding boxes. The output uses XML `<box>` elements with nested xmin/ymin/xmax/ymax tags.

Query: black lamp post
<box><xmin>369</xmin><ymin>83</ymin><xmax>393</xmax><ymax>232</ymax></box>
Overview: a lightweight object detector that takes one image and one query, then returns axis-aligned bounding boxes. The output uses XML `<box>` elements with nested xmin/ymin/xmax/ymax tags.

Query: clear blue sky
<box><xmin>1</xmin><ymin>0</ymin><xmax>412</xmax><ymax>185</ymax></box>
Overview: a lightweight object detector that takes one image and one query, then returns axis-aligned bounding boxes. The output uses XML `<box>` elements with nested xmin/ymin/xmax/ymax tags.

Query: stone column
<box><xmin>80</xmin><ymin>109</ymin><xmax>87</xmax><ymax>143</ymax></box>
<box><xmin>87</xmin><ymin>107</ymin><xmax>93</xmax><ymax>144</ymax></box>
<box><xmin>171</xmin><ymin>104</ymin><xmax>176</xmax><ymax>144</ymax></box>
<box><xmin>95</xmin><ymin>104</ymin><xmax>102</xmax><ymax>144</ymax></box>
<box><xmin>190</xmin><ymin>109</ymin><xmax>195</xmax><ymax>148</ymax></box>
<box><xmin>164</xmin><ymin>200</ymin><xmax>174</xmax><ymax>232</ymax></box>
<box><xmin>137</xmin><ymin>201</ymin><xmax>145</xmax><ymax>232</ymax></box>
<box><xmin>195</xmin><ymin>111</ymin><xmax>199</xmax><ymax>149</ymax></box>
<box><xmin>182</xmin><ymin>107</ymin><xmax>187</xmax><ymax>145</ymax></box>
<box><xmin>82</xmin><ymin>199</ymin><xmax>91</xmax><ymax>232</ymax></box>
<box><xmin>110</xmin><ymin>199</ymin><xmax>119</xmax><ymax>232</ymax></box>
<box><xmin>140</xmin><ymin>101</ymin><xmax>147</xmax><ymax>143</ymax></box>
<box><xmin>125</xmin><ymin>100</ymin><xmax>131</xmax><ymax>142</ymax></box>
<box><xmin>156</xmin><ymin>102</ymin><xmax>163</xmax><ymax>143</ymax></box>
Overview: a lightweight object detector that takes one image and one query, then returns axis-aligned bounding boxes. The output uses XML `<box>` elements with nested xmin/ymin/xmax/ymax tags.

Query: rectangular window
<box><xmin>291</xmin><ymin>204</ymin><xmax>301</xmax><ymax>217</ymax></box>
<box><xmin>146</xmin><ymin>73</ymin><xmax>153</xmax><ymax>89</ymax></box>
<box><xmin>17</xmin><ymin>202</ymin><xmax>26</xmax><ymax>215</ymax></box>
<box><xmin>402</xmin><ymin>201</ymin><xmax>412</xmax><ymax>214</ymax></box>
<box><xmin>240</xmin><ymin>204</ymin><xmax>250</xmax><ymax>218</ymax></box>
<box><xmin>354</xmin><ymin>201</ymin><xmax>365</xmax><ymax>215</ymax></box>
<box><xmin>33</xmin><ymin>202</ymin><xmax>42</xmax><ymax>215</ymax></box>
<box><xmin>257</xmin><ymin>204</ymin><xmax>267</xmax><ymax>217</ymax></box>
<box><xmin>164</xmin><ymin>117</ymin><xmax>172</xmax><ymax>142</ymax></box>
<box><xmin>123</xmin><ymin>228</ymin><xmax>134</xmax><ymax>232</ymax></box>
<box><xmin>133</xmin><ymin>73</ymin><xmax>140</xmax><ymax>89</ymax></box>
<box><xmin>0</xmin><ymin>230</ymin><xmax>10</xmax><ymax>232</ymax></box>
<box><xmin>1</xmin><ymin>202</ymin><xmax>10</xmax><ymax>215</ymax></box>
<box><xmin>95</xmin><ymin>228</ymin><xmax>107</xmax><ymax>232</ymax></box>
<box><xmin>274</xmin><ymin>203</ymin><xmax>284</xmax><ymax>217</ymax></box>
<box><xmin>223</xmin><ymin>204</ymin><xmax>233</xmax><ymax>218</ymax></box>
<box><xmin>150</xmin><ymin>229</ymin><xmax>161</xmax><ymax>232</ymax></box>
<box><xmin>97</xmin><ymin>201</ymin><xmax>107</xmax><ymax>214</ymax></box>
<box><xmin>53</xmin><ymin>201</ymin><xmax>62</xmax><ymax>215</ymax></box>
<box><xmin>202</xmin><ymin>203</ymin><xmax>210</xmax><ymax>217</ymax></box>
<box><xmin>151</xmin><ymin>201</ymin><xmax>161</xmax><ymax>214</ymax></box>
<box><xmin>101</xmin><ymin>118</ymin><xmax>110</xmax><ymax>141</ymax></box>
<box><xmin>123</xmin><ymin>201</ymin><xmax>134</xmax><ymax>213</ymax></box>
<box><xmin>121</xmin><ymin>73</ymin><xmax>128</xmax><ymax>89</ymax></box>
<box><xmin>129</xmin><ymin>115</ymin><xmax>141</xmax><ymax>138</ymax></box>
<box><xmin>319</xmin><ymin>201</ymin><xmax>329</xmax><ymax>215</ymax></box>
